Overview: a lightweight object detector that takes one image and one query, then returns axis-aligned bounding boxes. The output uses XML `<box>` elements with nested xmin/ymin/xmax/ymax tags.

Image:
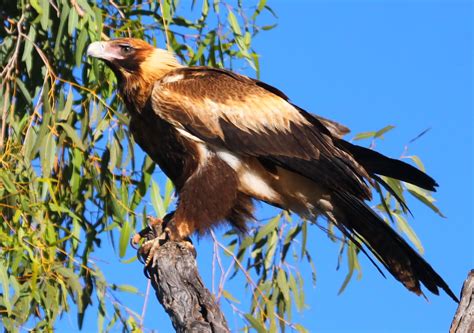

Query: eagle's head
<box><xmin>87</xmin><ymin>38</ymin><xmax>154</xmax><ymax>76</ymax></box>
<box><xmin>87</xmin><ymin>38</ymin><xmax>181</xmax><ymax>109</ymax></box>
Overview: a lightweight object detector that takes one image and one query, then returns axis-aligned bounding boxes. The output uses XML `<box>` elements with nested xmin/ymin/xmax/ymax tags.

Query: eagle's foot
<box><xmin>132</xmin><ymin>216</ymin><xmax>166</xmax><ymax>266</ymax></box>
<box><xmin>142</xmin><ymin>232</ymin><xmax>168</xmax><ymax>266</ymax></box>
<box><xmin>131</xmin><ymin>216</ymin><xmax>163</xmax><ymax>248</ymax></box>
<box><xmin>134</xmin><ymin>214</ymin><xmax>195</xmax><ymax>267</ymax></box>
<box><xmin>163</xmin><ymin>218</ymin><xmax>196</xmax><ymax>258</ymax></box>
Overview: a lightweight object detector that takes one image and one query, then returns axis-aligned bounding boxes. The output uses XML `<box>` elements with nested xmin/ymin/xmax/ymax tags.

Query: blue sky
<box><xmin>65</xmin><ymin>1</ymin><xmax>472</xmax><ymax>332</ymax></box>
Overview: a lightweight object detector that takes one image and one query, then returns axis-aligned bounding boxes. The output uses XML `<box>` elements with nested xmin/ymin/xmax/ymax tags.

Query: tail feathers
<box><xmin>339</xmin><ymin>141</ymin><xmax>438</xmax><ymax>191</ymax></box>
<box><xmin>332</xmin><ymin>191</ymin><xmax>458</xmax><ymax>302</ymax></box>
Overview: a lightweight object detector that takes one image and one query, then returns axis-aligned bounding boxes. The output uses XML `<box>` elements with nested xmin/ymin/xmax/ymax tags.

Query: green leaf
<box><xmin>374</xmin><ymin>125</ymin><xmax>395</xmax><ymax>138</ymax></box>
<box><xmin>68</xmin><ymin>7</ymin><xmax>78</xmax><ymax>36</ymax></box>
<box><xmin>119</xmin><ymin>221</ymin><xmax>131</xmax><ymax>258</ymax></box>
<box><xmin>30</xmin><ymin>0</ymin><xmax>43</xmax><ymax>15</ymax></box>
<box><xmin>151</xmin><ymin>180</ymin><xmax>166</xmax><ymax>217</ymax></box>
<box><xmin>353</xmin><ymin>131</ymin><xmax>376</xmax><ymax>141</ymax></box>
<box><xmin>57</xmin><ymin>123</ymin><xmax>86</xmax><ymax>151</ymax></box>
<box><xmin>262</xmin><ymin>24</ymin><xmax>277</xmax><ymax>31</ymax></box>
<box><xmin>75</xmin><ymin>0</ymin><xmax>94</xmax><ymax>17</ymax></box>
<box><xmin>213</xmin><ymin>0</ymin><xmax>219</xmax><ymax>13</ymax></box>
<box><xmin>0</xmin><ymin>170</ymin><xmax>16</xmax><ymax>193</ymax></box>
<box><xmin>15</xmin><ymin>78</ymin><xmax>33</xmax><ymax>104</ymax></box>
<box><xmin>276</xmin><ymin>269</ymin><xmax>290</xmax><ymax>303</ymax></box>
<box><xmin>264</xmin><ymin>231</ymin><xmax>278</xmax><ymax>270</ymax></box>
<box><xmin>403</xmin><ymin>155</ymin><xmax>426</xmax><ymax>172</ymax></box>
<box><xmin>40</xmin><ymin>0</ymin><xmax>50</xmax><ymax>30</ymax></box>
<box><xmin>75</xmin><ymin>28</ymin><xmax>89</xmax><ymax>67</ymax></box>
<box><xmin>201</xmin><ymin>0</ymin><xmax>209</xmax><ymax>18</ymax></box>
<box><xmin>289</xmin><ymin>273</ymin><xmax>303</xmax><ymax>311</ymax></box>
<box><xmin>227</xmin><ymin>10</ymin><xmax>242</xmax><ymax>35</ymax></box>
<box><xmin>93</xmin><ymin>6</ymin><xmax>103</xmax><ymax>39</ymax></box>
<box><xmin>0</xmin><ymin>262</ymin><xmax>12</xmax><ymax>315</ymax></box>
<box><xmin>253</xmin><ymin>0</ymin><xmax>267</xmax><ymax>19</ymax></box>
<box><xmin>338</xmin><ymin>242</ymin><xmax>361</xmax><ymax>295</ymax></box>
<box><xmin>282</xmin><ymin>225</ymin><xmax>301</xmax><ymax>261</ymax></box>
<box><xmin>382</xmin><ymin>176</ymin><xmax>407</xmax><ymax>212</ymax></box>
<box><xmin>112</xmin><ymin>284</ymin><xmax>138</xmax><ymax>294</ymax></box>
<box><xmin>41</xmin><ymin>132</ymin><xmax>56</xmax><ymax>176</ymax></box>
<box><xmin>161</xmin><ymin>0</ymin><xmax>171</xmax><ymax>21</ymax></box>
<box><xmin>49</xmin><ymin>203</ymin><xmax>82</xmax><ymax>221</ymax></box>
<box><xmin>163</xmin><ymin>178</ymin><xmax>174</xmax><ymax>210</ymax></box>
<box><xmin>59</xmin><ymin>87</ymin><xmax>74</xmax><ymax>121</ymax></box>
<box><xmin>244</xmin><ymin>314</ymin><xmax>267</xmax><ymax>333</ymax></box>
<box><xmin>394</xmin><ymin>213</ymin><xmax>424</xmax><ymax>254</ymax></box>
<box><xmin>254</xmin><ymin>214</ymin><xmax>280</xmax><ymax>243</ymax></box>
<box><xmin>406</xmin><ymin>183</ymin><xmax>446</xmax><ymax>218</ymax></box>
<box><xmin>54</xmin><ymin>5</ymin><xmax>70</xmax><ymax>55</ymax></box>
<box><xmin>21</xmin><ymin>26</ymin><xmax>36</xmax><ymax>75</ymax></box>
<box><xmin>222</xmin><ymin>290</ymin><xmax>240</xmax><ymax>304</ymax></box>
<box><xmin>294</xmin><ymin>324</ymin><xmax>310</xmax><ymax>333</ymax></box>
<box><xmin>301</xmin><ymin>220</ymin><xmax>308</xmax><ymax>259</ymax></box>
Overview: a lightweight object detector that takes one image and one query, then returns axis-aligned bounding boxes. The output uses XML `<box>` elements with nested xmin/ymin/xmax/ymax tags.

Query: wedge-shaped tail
<box><xmin>332</xmin><ymin>191</ymin><xmax>458</xmax><ymax>302</ymax></box>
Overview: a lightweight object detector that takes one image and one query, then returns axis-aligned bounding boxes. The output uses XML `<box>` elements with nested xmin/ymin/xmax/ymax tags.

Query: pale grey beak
<box><xmin>87</xmin><ymin>41</ymin><xmax>106</xmax><ymax>58</ymax></box>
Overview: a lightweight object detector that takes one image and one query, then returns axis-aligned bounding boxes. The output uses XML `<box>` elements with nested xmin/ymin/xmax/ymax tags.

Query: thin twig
<box><xmin>109</xmin><ymin>0</ymin><xmax>126</xmax><ymax>19</ymax></box>
<box><xmin>210</xmin><ymin>231</ymin><xmax>227</xmax><ymax>301</ymax></box>
<box><xmin>0</xmin><ymin>83</ymin><xmax>10</xmax><ymax>150</ymax></box>
<box><xmin>213</xmin><ymin>236</ymin><xmax>296</xmax><ymax>328</ymax></box>
<box><xmin>139</xmin><ymin>279</ymin><xmax>151</xmax><ymax>328</ymax></box>
<box><xmin>49</xmin><ymin>0</ymin><xmax>60</xmax><ymax>17</ymax></box>
<box><xmin>109</xmin><ymin>0</ymin><xmax>131</xmax><ymax>37</ymax></box>
<box><xmin>1</xmin><ymin>14</ymin><xmax>25</xmax><ymax>79</ymax></box>
<box><xmin>70</xmin><ymin>0</ymin><xmax>85</xmax><ymax>17</ymax></box>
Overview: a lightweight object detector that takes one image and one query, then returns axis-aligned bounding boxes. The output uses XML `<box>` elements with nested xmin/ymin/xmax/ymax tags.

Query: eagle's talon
<box><xmin>143</xmin><ymin>234</ymin><xmax>163</xmax><ymax>267</ymax></box>
<box><xmin>130</xmin><ymin>233</ymin><xmax>143</xmax><ymax>250</ymax></box>
<box><xmin>140</xmin><ymin>225</ymin><xmax>172</xmax><ymax>267</ymax></box>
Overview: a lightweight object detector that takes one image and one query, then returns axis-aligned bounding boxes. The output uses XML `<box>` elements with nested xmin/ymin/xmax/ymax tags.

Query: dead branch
<box><xmin>138</xmin><ymin>221</ymin><xmax>230</xmax><ymax>333</ymax></box>
<box><xmin>450</xmin><ymin>270</ymin><xmax>474</xmax><ymax>333</ymax></box>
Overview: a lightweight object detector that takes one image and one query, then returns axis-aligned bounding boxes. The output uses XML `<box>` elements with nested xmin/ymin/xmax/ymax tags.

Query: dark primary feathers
<box><xmin>87</xmin><ymin>38</ymin><xmax>458</xmax><ymax>302</ymax></box>
<box><xmin>339</xmin><ymin>140</ymin><xmax>438</xmax><ymax>191</ymax></box>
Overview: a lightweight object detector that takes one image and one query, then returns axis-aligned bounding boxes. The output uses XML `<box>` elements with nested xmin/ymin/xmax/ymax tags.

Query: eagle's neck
<box><xmin>118</xmin><ymin>48</ymin><xmax>182</xmax><ymax>113</ymax></box>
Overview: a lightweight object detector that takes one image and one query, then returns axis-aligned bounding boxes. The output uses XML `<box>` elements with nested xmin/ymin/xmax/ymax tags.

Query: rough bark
<box><xmin>450</xmin><ymin>270</ymin><xmax>474</xmax><ymax>333</ymax></box>
<box><xmin>138</xmin><ymin>221</ymin><xmax>229</xmax><ymax>333</ymax></box>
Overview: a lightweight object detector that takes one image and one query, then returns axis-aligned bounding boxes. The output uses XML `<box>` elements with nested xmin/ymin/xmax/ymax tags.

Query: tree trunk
<box><xmin>138</xmin><ymin>222</ymin><xmax>229</xmax><ymax>333</ymax></box>
<box><xmin>450</xmin><ymin>270</ymin><xmax>474</xmax><ymax>333</ymax></box>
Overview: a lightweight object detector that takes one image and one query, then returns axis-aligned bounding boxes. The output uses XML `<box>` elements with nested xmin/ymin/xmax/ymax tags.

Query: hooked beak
<box><xmin>87</xmin><ymin>41</ymin><xmax>105</xmax><ymax>58</ymax></box>
<box><xmin>87</xmin><ymin>41</ymin><xmax>123</xmax><ymax>61</ymax></box>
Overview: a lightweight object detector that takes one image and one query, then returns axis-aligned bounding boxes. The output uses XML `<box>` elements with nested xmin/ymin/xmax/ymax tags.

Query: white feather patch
<box><xmin>216</xmin><ymin>149</ymin><xmax>278</xmax><ymax>201</ymax></box>
<box><xmin>240</xmin><ymin>169</ymin><xmax>279</xmax><ymax>201</ymax></box>
<box><xmin>176</xmin><ymin>128</ymin><xmax>204</xmax><ymax>143</ymax></box>
<box><xmin>161</xmin><ymin>74</ymin><xmax>184</xmax><ymax>84</ymax></box>
<box><xmin>216</xmin><ymin>149</ymin><xmax>242</xmax><ymax>170</ymax></box>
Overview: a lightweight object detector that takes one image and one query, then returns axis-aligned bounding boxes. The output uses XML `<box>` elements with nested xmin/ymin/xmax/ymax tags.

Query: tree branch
<box><xmin>138</xmin><ymin>222</ymin><xmax>230</xmax><ymax>333</ymax></box>
<box><xmin>450</xmin><ymin>270</ymin><xmax>474</xmax><ymax>333</ymax></box>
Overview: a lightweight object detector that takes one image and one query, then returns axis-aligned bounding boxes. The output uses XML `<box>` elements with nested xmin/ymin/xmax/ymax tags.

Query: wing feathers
<box><xmin>151</xmin><ymin>66</ymin><xmax>372</xmax><ymax>199</ymax></box>
<box><xmin>152</xmin><ymin>67</ymin><xmax>309</xmax><ymax>138</ymax></box>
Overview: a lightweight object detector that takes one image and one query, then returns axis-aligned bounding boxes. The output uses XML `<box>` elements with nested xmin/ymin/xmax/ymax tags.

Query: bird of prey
<box><xmin>87</xmin><ymin>38</ymin><xmax>457</xmax><ymax>302</ymax></box>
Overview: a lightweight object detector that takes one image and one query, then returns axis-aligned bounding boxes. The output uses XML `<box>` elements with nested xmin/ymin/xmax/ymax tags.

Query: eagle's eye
<box><xmin>119</xmin><ymin>44</ymin><xmax>133</xmax><ymax>55</ymax></box>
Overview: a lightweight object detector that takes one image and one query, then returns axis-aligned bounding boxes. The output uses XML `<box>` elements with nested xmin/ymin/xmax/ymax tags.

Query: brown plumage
<box><xmin>87</xmin><ymin>38</ymin><xmax>458</xmax><ymax>302</ymax></box>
